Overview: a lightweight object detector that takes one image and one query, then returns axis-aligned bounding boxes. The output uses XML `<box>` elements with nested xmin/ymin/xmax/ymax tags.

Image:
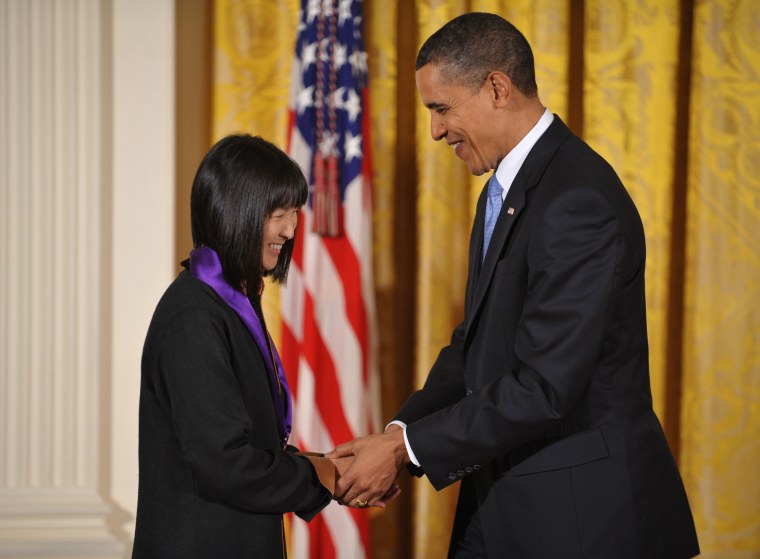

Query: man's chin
<box><xmin>457</xmin><ymin>154</ymin><xmax>490</xmax><ymax>176</ymax></box>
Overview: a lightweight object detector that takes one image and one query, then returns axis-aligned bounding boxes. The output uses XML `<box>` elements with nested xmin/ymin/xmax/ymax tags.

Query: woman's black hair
<box><xmin>190</xmin><ymin>134</ymin><xmax>308</xmax><ymax>292</ymax></box>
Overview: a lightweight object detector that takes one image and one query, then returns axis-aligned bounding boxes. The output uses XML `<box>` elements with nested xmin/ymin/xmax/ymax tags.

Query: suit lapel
<box><xmin>464</xmin><ymin>116</ymin><xmax>572</xmax><ymax>344</ymax></box>
<box><xmin>466</xmin><ymin>185</ymin><xmax>488</xmax><ymax>310</ymax></box>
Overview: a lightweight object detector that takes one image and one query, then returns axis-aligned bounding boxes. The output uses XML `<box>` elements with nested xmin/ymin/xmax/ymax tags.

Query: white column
<box><xmin>0</xmin><ymin>0</ymin><xmax>125</xmax><ymax>557</ymax></box>
<box><xmin>0</xmin><ymin>0</ymin><xmax>175</xmax><ymax>556</ymax></box>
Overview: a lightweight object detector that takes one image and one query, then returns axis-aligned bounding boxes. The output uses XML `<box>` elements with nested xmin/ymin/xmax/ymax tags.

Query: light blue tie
<box><xmin>483</xmin><ymin>174</ymin><xmax>503</xmax><ymax>261</ymax></box>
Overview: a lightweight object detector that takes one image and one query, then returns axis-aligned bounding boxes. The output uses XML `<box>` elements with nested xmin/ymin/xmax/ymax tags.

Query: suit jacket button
<box><xmin>472</xmin><ymin>465</ymin><xmax>481</xmax><ymax>471</ymax></box>
<box><xmin>456</xmin><ymin>470</ymin><xmax>464</xmax><ymax>477</ymax></box>
<box><xmin>465</xmin><ymin>467</ymin><xmax>473</xmax><ymax>473</ymax></box>
<box><xmin>448</xmin><ymin>473</ymin><xmax>458</xmax><ymax>480</ymax></box>
<box><xmin>466</xmin><ymin>387</ymin><xmax>473</xmax><ymax>396</ymax></box>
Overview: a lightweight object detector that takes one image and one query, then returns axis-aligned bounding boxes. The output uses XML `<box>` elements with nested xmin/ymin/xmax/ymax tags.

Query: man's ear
<box><xmin>487</xmin><ymin>71</ymin><xmax>512</xmax><ymax>107</ymax></box>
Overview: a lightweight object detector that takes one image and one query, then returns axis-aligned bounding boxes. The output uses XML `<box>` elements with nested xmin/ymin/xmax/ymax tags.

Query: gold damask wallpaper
<box><xmin>206</xmin><ymin>0</ymin><xmax>760</xmax><ymax>557</ymax></box>
<box><xmin>584</xmin><ymin>1</ymin><xmax>681</xmax><ymax>419</ymax></box>
<box><xmin>681</xmin><ymin>1</ymin><xmax>760</xmax><ymax>556</ymax></box>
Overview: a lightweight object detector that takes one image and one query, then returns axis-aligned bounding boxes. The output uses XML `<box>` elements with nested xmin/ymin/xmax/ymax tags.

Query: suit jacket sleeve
<box><xmin>407</xmin><ymin>185</ymin><xmax>628</xmax><ymax>490</ymax></box>
<box><xmin>393</xmin><ymin>320</ymin><xmax>468</xmax><ymax>425</ymax></box>
<box><xmin>151</xmin><ymin>305</ymin><xmax>331</xmax><ymax>519</ymax></box>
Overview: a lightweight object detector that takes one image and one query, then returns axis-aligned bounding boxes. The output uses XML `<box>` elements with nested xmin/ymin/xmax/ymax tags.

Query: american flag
<box><xmin>281</xmin><ymin>0</ymin><xmax>380</xmax><ymax>557</ymax></box>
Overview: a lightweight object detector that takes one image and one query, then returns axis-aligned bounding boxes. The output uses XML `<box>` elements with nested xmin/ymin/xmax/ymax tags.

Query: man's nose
<box><xmin>430</xmin><ymin>113</ymin><xmax>446</xmax><ymax>141</ymax></box>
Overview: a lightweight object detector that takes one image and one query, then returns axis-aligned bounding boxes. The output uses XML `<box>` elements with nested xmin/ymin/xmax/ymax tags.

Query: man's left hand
<box><xmin>327</xmin><ymin>429</ymin><xmax>409</xmax><ymax>508</ymax></box>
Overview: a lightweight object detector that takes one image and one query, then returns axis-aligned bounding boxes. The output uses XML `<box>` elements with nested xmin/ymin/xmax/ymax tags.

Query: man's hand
<box><xmin>326</xmin><ymin>428</ymin><xmax>409</xmax><ymax>508</ymax></box>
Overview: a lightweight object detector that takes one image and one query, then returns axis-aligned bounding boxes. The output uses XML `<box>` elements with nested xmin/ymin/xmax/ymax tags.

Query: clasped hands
<box><xmin>326</xmin><ymin>424</ymin><xmax>409</xmax><ymax>509</ymax></box>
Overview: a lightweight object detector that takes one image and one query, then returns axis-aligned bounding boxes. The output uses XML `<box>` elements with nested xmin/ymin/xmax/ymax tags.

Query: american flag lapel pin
<box><xmin>507</xmin><ymin>207</ymin><xmax>515</xmax><ymax>215</ymax></box>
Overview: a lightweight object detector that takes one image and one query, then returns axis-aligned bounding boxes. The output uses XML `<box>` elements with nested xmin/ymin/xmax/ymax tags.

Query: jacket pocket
<box><xmin>509</xmin><ymin>429</ymin><xmax>609</xmax><ymax>476</ymax></box>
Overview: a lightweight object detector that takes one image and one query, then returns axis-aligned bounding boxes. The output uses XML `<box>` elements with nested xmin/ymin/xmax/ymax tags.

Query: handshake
<box><xmin>321</xmin><ymin>424</ymin><xmax>410</xmax><ymax>509</ymax></box>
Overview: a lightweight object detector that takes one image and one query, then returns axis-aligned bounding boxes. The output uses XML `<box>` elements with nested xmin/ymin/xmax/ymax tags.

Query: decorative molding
<box><xmin>0</xmin><ymin>491</ymin><xmax>123</xmax><ymax>558</ymax></box>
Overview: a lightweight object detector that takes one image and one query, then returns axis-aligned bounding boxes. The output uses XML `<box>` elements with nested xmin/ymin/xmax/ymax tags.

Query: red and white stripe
<box><xmin>282</xmin><ymin>59</ymin><xmax>380</xmax><ymax>559</ymax></box>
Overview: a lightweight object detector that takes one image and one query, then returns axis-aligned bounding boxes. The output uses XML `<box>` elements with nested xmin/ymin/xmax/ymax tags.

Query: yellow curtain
<box><xmin>681</xmin><ymin>1</ymin><xmax>760</xmax><ymax>556</ymax></box>
<box><xmin>583</xmin><ymin>1</ymin><xmax>681</xmax><ymax>420</ymax></box>
<box><xmin>412</xmin><ymin>2</ymin><xmax>474</xmax><ymax>554</ymax></box>
<box><xmin>212</xmin><ymin>0</ymin><xmax>297</xmax><ymax>145</ymax></box>
<box><xmin>208</xmin><ymin>1</ymin><xmax>760</xmax><ymax>557</ymax></box>
<box><xmin>364</xmin><ymin>1</ymin><xmax>398</xmax><ymax>293</ymax></box>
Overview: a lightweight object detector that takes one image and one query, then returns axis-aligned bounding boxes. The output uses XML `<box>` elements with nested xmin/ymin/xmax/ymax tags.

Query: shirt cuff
<box><xmin>386</xmin><ymin>420</ymin><xmax>420</xmax><ymax>467</ymax></box>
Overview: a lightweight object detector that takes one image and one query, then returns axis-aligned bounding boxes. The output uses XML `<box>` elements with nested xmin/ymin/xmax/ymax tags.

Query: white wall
<box><xmin>110</xmin><ymin>0</ymin><xmax>176</xmax><ymax>548</ymax></box>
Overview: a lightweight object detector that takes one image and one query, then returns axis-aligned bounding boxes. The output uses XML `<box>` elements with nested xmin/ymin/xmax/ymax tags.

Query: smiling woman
<box><xmin>132</xmin><ymin>134</ymin><xmax>346</xmax><ymax>558</ymax></box>
<box><xmin>189</xmin><ymin>135</ymin><xmax>308</xmax><ymax>292</ymax></box>
<box><xmin>262</xmin><ymin>208</ymin><xmax>300</xmax><ymax>272</ymax></box>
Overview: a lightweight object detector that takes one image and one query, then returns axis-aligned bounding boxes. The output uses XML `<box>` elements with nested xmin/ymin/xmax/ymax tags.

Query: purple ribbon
<box><xmin>188</xmin><ymin>246</ymin><xmax>292</xmax><ymax>446</ymax></box>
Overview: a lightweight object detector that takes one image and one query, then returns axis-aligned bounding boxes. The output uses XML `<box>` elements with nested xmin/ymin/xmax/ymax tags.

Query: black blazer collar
<box><xmin>465</xmin><ymin>115</ymin><xmax>573</xmax><ymax>342</ymax></box>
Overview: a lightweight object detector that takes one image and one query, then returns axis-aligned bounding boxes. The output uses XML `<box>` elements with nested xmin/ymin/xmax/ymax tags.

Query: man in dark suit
<box><xmin>329</xmin><ymin>13</ymin><xmax>700</xmax><ymax>558</ymax></box>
